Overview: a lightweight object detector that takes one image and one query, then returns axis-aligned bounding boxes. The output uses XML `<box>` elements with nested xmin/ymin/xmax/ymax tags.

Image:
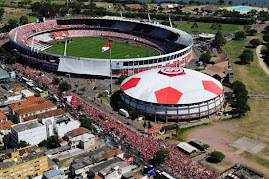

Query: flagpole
<box><xmin>109</xmin><ymin>39</ymin><xmax>113</xmax><ymax>95</ymax></box>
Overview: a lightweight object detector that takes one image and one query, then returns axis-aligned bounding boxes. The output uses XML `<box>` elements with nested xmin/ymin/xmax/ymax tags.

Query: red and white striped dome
<box><xmin>121</xmin><ymin>67</ymin><xmax>223</xmax><ymax>105</ymax></box>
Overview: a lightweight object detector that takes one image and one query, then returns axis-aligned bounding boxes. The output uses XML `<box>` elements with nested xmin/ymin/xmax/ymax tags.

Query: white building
<box><xmin>11</xmin><ymin>115</ymin><xmax>81</xmax><ymax>145</ymax></box>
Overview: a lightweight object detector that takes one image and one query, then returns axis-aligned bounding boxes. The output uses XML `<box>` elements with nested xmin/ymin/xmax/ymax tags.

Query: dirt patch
<box><xmin>186</xmin><ymin>122</ymin><xmax>269</xmax><ymax>177</ymax></box>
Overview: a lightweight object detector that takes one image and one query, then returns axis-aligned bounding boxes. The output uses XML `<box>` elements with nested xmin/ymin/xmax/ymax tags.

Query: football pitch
<box><xmin>45</xmin><ymin>37</ymin><xmax>160</xmax><ymax>59</ymax></box>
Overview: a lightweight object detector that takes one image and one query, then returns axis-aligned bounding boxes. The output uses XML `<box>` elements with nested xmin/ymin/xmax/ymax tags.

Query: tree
<box><xmin>19</xmin><ymin>140</ymin><xmax>29</xmax><ymax>148</ymax></box>
<box><xmin>59</xmin><ymin>81</ymin><xmax>71</xmax><ymax>91</ymax></box>
<box><xmin>191</xmin><ymin>22</ymin><xmax>198</xmax><ymax>30</ymax></box>
<box><xmin>243</xmin><ymin>25</ymin><xmax>251</xmax><ymax>33</ymax></box>
<box><xmin>234</xmin><ymin>31</ymin><xmax>246</xmax><ymax>40</ymax></box>
<box><xmin>214</xmin><ymin>31</ymin><xmax>226</xmax><ymax>47</ymax></box>
<box><xmin>218</xmin><ymin>0</ymin><xmax>225</xmax><ymax>5</ymax></box>
<box><xmin>143</xmin><ymin>121</ymin><xmax>147</xmax><ymax>128</ymax></box>
<box><xmin>228</xmin><ymin>1</ymin><xmax>233</xmax><ymax>5</ymax></box>
<box><xmin>248</xmin><ymin>29</ymin><xmax>257</xmax><ymax>36</ymax></box>
<box><xmin>232</xmin><ymin>81</ymin><xmax>250</xmax><ymax>114</ymax></box>
<box><xmin>19</xmin><ymin>16</ymin><xmax>28</xmax><ymax>25</ymax></box>
<box><xmin>130</xmin><ymin>110</ymin><xmax>139</xmax><ymax>120</ymax></box>
<box><xmin>39</xmin><ymin>135</ymin><xmax>60</xmax><ymax>149</ymax></box>
<box><xmin>152</xmin><ymin>149</ymin><xmax>169</xmax><ymax>166</ymax></box>
<box><xmin>52</xmin><ymin>77</ymin><xmax>60</xmax><ymax>85</ymax></box>
<box><xmin>0</xmin><ymin>8</ymin><xmax>4</xmax><ymax>20</ymax></box>
<box><xmin>148</xmin><ymin>121</ymin><xmax>152</xmax><ymax>128</ymax></box>
<box><xmin>80</xmin><ymin>116</ymin><xmax>93</xmax><ymax>130</ymax></box>
<box><xmin>261</xmin><ymin>44</ymin><xmax>269</xmax><ymax>66</ymax></box>
<box><xmin>263</xmin><ymin>34</ymin><xmax>269</xmax><ymax>43</ymax></box>
<box><xmin>199</xmin><ymin>51</ymin><xmax>211</xmax><ymax>64</ymax></box>
<box><xmin>249</xmin><ymin>39</ymin><xmax>261</xmax><ymax>47</ymax></box>
<box><xmin>117</xmin><ymin>75</ymin><xmax>128</xmax><ymax>84</ymax></box>
<box><xmin>207</xmin><ymin>151</ymin><xmax>225</xmax><ymax>163</ymax></box>
<box><xmin>239</xmin><ymin>49</ymin><xmax>254</xmax><ymax>64</ymax></box>
<box><xmin>77</xmin><ymin>104</ymin><xmax>82</xmax><ymax>111</ymax></box>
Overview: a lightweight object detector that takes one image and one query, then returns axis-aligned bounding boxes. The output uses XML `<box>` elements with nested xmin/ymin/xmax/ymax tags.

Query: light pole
<box><xmin>64</xmin><ymin>36</ymin><xmax>69</xmax><ymax>56</ymax></box>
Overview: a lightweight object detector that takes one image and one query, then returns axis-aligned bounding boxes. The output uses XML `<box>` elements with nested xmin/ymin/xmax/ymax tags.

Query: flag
<box><xmin>102</xmin><ymin>41</ymin><xmax>110</xmax><ymax>52</ymax></box>
<box><xmin>126</xmin><ymin>156</ymin><xmax>134</xmax><ymax>163</ymax></box>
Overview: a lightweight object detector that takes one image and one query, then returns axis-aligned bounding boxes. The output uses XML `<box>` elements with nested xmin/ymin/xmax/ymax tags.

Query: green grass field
<box><xmin>176</xmin><ymin>21</ymin><xmax>243</xmax><ymax>34</ymax></box>
<box><xmin>45</xmin><ymin>37</ymin><xmax>159</xmax><ymax>59</ymax></box>
<box><xmin>223</xmin><ymin>35</ymin><xmax>269</xmax><ymax>93</ymax></box>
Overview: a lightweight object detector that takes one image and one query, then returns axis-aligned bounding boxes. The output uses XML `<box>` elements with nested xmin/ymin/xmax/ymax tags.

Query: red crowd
<box><xmin>13</xmin><ymin>63</ymin><xmax>219</xmax><ymax>179</ymax></box>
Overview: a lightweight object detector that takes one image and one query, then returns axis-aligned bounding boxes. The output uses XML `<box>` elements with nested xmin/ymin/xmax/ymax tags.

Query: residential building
<box><xmin>0</xmin><ymin>145</ymin><xmax>50</xmax><ymax>179</ymax></box>
<box><xmin>88</xmin><ymin>158</ymin><xmax>134</xmax><ymax>179</ymax></box>
<box><xmin>8</xmin><ymin>97</ymin><xmax>46</xmax><ymax>116</ymax></box>
<box><xmin>67</xmin><ymin>127</ymin><xmax>95</xmax><ymax>149</ymax></box>
<box><xmin>11</xmin><ymin>115</ymin><xmax>80</xmax><ymax>146</ymax></box>
<box><xmin>70</xmin><ymin>145</ymin><xmax>114</xmax><ymax>178</ymax></box>
<box><xmin>14</xmin><ymin>100</ymin><xmax>57</xmax><ymax>123</ymax></box>
<box><xmin>24</xmin><ymin>109</ymin><xmax>65</xmax><ymax>122</ymax></box>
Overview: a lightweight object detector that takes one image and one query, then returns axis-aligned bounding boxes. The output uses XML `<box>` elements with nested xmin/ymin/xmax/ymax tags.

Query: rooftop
<box><xmin>0</xmin><ymin>112</ymin><xmax>6</xmax><ymax>119</ymax></box>
<box><xmin>43</xmin><ymin>169</ymin><xmax>62</xmax><ymax>178</ymax></box>
<box><xmin>24</xmin><ymin>109</ymin><xmax>65</xmax><ymax>121</ymax></box>
<box><xmin>0</xmin><ymin>120</ymin><xmax>13</xmax><ymax>130</ymax></box>
<box><xmin>68</xmin><ymin>127</ymin><xmax>89</xmax><ymax>137</ymax></box>
<box><xmin>11</xmin><ymin>119</ymin><xmax>43</xmax><ymax>132</ymax></box>
<box><xmin>103</xmin><ymin>149</ymin><xmax>123</xmax><ymax>159</ymax></box>
<box><xmin>72</xmin><ymin>144</ymin><xmax>113</xmax><ymax>170</ymax></box>
<box><xmin>12</xmin><ymin>87</ymin><xmax>23</xmax><ymax>92</ymax></box>
<box><xmin>0</xmin><ymin>68</ymin><xmax>9</xmax><ymax>77</ymax></box>
<box><xmin>15</xmin><ymin>101</ymin><xmax>56</xmax><ymax>115</ymax></box>
<box><xmin>0</xmin><ymin>146</ymin><xmax>47</xmax><ymax>170</ymax></box>
<box><xmin>89</xmin><ymin>157</ymin><xmax>123</xmax><ymax>174</ymax></box>
<box><xmin>9</xmin><ymin>97</ymin><xmax>46</xmax><ymax>110</ymax></box>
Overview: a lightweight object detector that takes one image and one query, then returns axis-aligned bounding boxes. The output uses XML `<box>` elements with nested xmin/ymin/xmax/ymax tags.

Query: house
<box><xmin>24</xmin><ymin>108</ymin><xmax>65</xmax><ymax>121</ymax></box>
<box><xmin>0</xmin><ymin>112</ymin><xmax>13</xmax><ymax>130</ymax></box>
<box><xmin>67</xmin><ymin>127</ymin><xmax>95</xmax><ymax>149</ymax></box>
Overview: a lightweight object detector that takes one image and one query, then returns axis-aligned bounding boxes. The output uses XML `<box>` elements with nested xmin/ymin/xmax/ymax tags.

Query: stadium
<box><xmin>8</xmin><ymin>17</ymin><xmax>193</xmax><ymax>77</ymax></box>
<box><xmin>120</xmin><ymin>67</ymin><xmax>224</xmax><ymax>122</ymax></box>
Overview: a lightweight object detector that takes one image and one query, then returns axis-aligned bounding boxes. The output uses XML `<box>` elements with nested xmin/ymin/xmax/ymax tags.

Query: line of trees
<box><xmin>261</xmin><ymin>26</ymin><xmax>269</xmax><ymax>66</ymax></box>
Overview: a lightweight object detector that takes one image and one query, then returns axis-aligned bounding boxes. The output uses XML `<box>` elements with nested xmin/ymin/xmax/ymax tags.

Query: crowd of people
<box><xmin>13</xmin><ymin>63</ymin><xmax>219</xmax><ymax>179</ymax></box>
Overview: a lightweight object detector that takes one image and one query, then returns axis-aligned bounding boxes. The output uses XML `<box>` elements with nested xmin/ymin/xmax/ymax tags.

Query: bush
<box><xmin>207</xmin><ymin>151</ymin><xmax>225</xmax><ymax>163</ymax></box>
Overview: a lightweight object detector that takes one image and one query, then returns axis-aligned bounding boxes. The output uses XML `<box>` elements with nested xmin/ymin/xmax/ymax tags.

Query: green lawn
<box><xmin>223</xmin><ymin>35</ymin><xmax>269</xmax><ymax>94</ymax></box>
<box><xmin>46</xmin><ymin>37</ymin><xmax>159</xmax><ymax>59</ymax></box>
<box><xmin>2</xmin><ymin>8</ymin><xmax>36</xmax><ymax>24</ymax></box>
<box><xmin>176</xmin><ymin>21</ymin><xmax>243</xmax><ymax>34</ymax></box>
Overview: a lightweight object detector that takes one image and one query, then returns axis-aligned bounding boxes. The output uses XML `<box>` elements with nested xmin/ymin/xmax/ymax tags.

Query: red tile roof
<box><xmin>24</xmin><ymin>109</ymin><xmax>65</xmax><ymax>121</ymax></box>
<box><xmin>68</xmin><ymin>127</ymin><xmax>89</xmax><ymax>137</ymax></box>
<box><xmin>0</xmin><ymin>120</ymin><xmax>14</xmax><ymax>130</ymax></box>
<box><xmin>103</xmin><ymin>149</ymin><xmax>123</xmax><ymax>159</ymax></box>
<box><xmin>15</xmin><ymin>101</ymin><xmax>56</xmax><ymax>115</ymax></box>
<box><xmin>0</xmin><ymin>112</ymin><xmax>7</xmax><ymax>119</ymax></box>
<box><xmin>12</xmin><ymin>87</ymin><xmax>23</xmax><ymax>92</ymax></box>
<box><xmin>8</xmin><ymin>97</ymin><xmax>46</xmax><ymax>110</ymax></box>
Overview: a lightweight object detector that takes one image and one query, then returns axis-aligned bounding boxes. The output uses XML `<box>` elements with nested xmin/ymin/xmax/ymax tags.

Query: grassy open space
<box><xmin>2</xmin><ymin>7</ymin><xmax>36</xmax><ymax>23</ymax></box>
<box><xmin>223</xmin><ymin>35</ymin><xmax>269</xmax><ymax>94</ymax></box>
<box><xmin>176</xmin><ymin>21</ymin><xmax>243</xmax><ymax>34</ymax></box>
<box><xmin>46</xmin><ymin>37</ymin><xmax>159</xmax><ymax>59</ymax></box>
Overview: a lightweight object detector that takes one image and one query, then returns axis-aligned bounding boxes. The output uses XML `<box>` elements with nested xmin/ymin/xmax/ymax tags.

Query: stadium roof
<box><xmin>121</xmin><ymin>67</ymin><xmax>223</xmax><ymax>105</ymax></box>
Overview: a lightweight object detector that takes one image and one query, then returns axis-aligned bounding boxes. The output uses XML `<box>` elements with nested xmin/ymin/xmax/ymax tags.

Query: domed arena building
<box><xmin>120</xmin><ymin>67</ymin><xmax>224</xmax><ymax>122</ymax></box>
